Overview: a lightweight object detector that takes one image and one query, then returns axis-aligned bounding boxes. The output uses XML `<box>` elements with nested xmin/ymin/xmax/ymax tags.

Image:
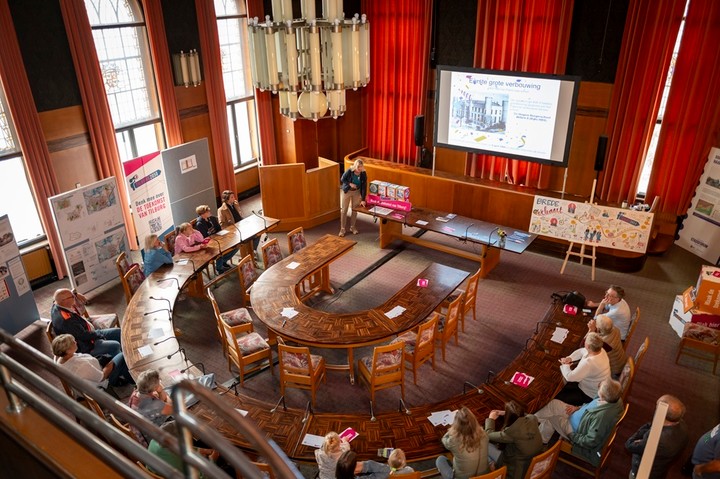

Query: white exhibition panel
<box><xmin>0</xmin><ymin>215</ymin><xmax>39</xmax><ymax>334</ymax></box>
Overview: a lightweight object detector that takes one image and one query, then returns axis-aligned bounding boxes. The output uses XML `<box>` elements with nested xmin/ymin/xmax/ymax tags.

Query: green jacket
<box><xmin>570</xmin><ymin>399</ymin><xmax>624</xmax><ymax>466</ymax></box>
<box><xmin>485</xmin><ymin>415</ymin><xmax>544</xmax><ymax>479</ymax></box>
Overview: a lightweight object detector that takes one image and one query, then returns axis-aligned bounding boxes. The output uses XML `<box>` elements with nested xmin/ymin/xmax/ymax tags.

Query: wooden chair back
<box><xmin>236</xmin><ymin>254</ymin><xmax>258</xmax><ymax>306</ymax></box>
<box><xmin>136</xmin><ymin>461</ymin><xmax>164</xmax><ymax>479</ymax></box>
<box><xmin>163</xmin><ymin>229</ymin><xmax>178</xmax><ymax>255</ymax></box>
<box><xmin>402</xmin><ymin>313</ymin><xmax>439</xmax><ymax>384</ymax></box>
<box><xmin>624</xmin><ymin>306</ymin><xmax>640</xmax><ymax>347</ymax></box>
<box><xmin>619</xmin><ymin>356</ymin><xmax>635</xmax><ymax>402</ymax></box>
<box><xmin>633</xmin><ymin>336</ymin><xmax>650</xmax><ymax>370</ymax></box>
<box><xmin>207</xmin><ymin>288</ymin><xmax>250</xmax><ymax>357</ymax></box>
<box><xmin>438</xmin><ymin>293</ymin><xmax>463</xmax><ymax>361</ymax></box>
<box><xmin>675</xmin><ymin>323</ymin><xmax>720</xmax><ymax>374</ymax></box>
<box><xmin>359</xmin><ymin>341</ymin><xmax>405</xmax><ymax>402</ymax></box>
<box><xmin>471</xmin><ymin>466</ymin><xmax>507</xmax><ymax>479</ymax></box>
<box><xmin>219</xmin><ymin>314</ymin><xmax>270</xmax><ymax>384</ymax></box>
<box><xmin>277</xmin><ymin>340</ymin><xmax>326</xmax><ymax>406</ymax></box>
<box><xmin>261</xmin><ymin>238</ymin><xmax>283</xmax><ymax>269</ymax></box>
<box><xmin>110</xmin><ymin>413</ymin><xmax>137</xmax><ymax>441</ymax></box>
<box><xmin>116</xmin><ymin>251</ymin><xmax>145</xmax><ymax>304</ymax></box>
<box><xmin>286</xmin><ymin>227</ymin><xmax>307</xmax><ymax>254</ymax></box>
<box><xmin>45</xmin><ymin>321</ymin><xmax>55</xmax><ymax>344</ymax></box>
<box><xmin>252</xmin><ymin>461</ymin><xmax>276</xmax><ymax>479</ymax></box>
<box><xmin>463</xmin><ymin>267</ymin><xmax>482</xmax><ymax>323</ymax></box>
<box><xmin>392</xmin><ymin>472</ymin><xmax>422</xmax><ymax>479</ymax></box>
<box><xmin>524</xmin><ymin>440</ymin><xmax>561</xmax><ymax>479</ymax></box>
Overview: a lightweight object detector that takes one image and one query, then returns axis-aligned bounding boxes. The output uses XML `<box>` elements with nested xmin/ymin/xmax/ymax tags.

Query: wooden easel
<box><xmin>560</xmin><ymin>179</ymin><xmax>598</xmax><ymax>281</ymax></box>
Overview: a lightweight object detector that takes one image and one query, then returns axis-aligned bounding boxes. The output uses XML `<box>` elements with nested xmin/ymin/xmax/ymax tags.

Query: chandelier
<box><xmin>247</xmin><ymin>0</ymin><xmax>370</xmax><ymax>121</ymax></box>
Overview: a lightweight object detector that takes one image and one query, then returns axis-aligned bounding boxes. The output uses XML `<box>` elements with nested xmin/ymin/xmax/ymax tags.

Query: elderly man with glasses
<box><xmin>587</xmin><ymin>284</ymin><xmax>632</xmax><ymax>340</ymax></box>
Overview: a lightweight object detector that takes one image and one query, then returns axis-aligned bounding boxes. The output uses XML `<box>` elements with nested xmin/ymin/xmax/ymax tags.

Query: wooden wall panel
<box><xmin>235</xmin><ymin>166</ymin><xmax>259</xmax><ymax>196</ymax></box>
<box><xmin>259</xmin><ymin>164</ymin><xmax>306</xmax><ymax>220</ymax></box>
<box><xmin>306</xmin><ymin>159</ymin><xmax>341</xmax><ymax>217</ymax></box>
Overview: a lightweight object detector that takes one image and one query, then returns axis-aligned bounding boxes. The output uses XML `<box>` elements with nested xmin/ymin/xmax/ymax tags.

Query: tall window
<box><xmin>636</xmin><ymin>0</ymin><xmax>689</xmax><ymax>196</ymax></box>
<box><xmin>0</xmin><ymin>82</ymin><xmax>44</xmax><ymax>245</ymax></box>
<box><xmin>215</xmin><ymin>0</ymin><xmax>260</xmax><ymax>168</ymax></box>
<box><xmin>85</xmin><ymin>0</ymin><xmax>165</xmax><ymax>162</ymax></box>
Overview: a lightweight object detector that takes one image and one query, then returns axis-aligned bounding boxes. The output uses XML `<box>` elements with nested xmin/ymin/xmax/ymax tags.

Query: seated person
<box><xmin>217</xmin><ymin>190</ymin><xmax>261</xmax><ymax>250</ymax></box>
<box><xmin>588</xmin><ymin>314</ymin><xmax>627</xmax><ymax>376</ymax></box>
<box><xmin>143</xmin><ymin>234</ymin><xmax>174</xmax><ymax>277</ymax></box>
<box><xmin>587</xmin><ymin>285</ymin><xmax>632</xmax><ymax>340</ymax></box>
<box><xmin>52</xmin><ymin>333</ymin><xmax>131</xmax><ymax>389</ymax></box>
<box><xmin>691</xmin><ymin>421</ymin><xmax>720</xmax><ymax>479</ymax></box>
<box><xmin>195</xmin><ymin>205</ymin><xmax>237</xmax><ymax>273</ymax></box>
<box><xmin>147</xmin><ymin>420</ymin><xmax>219</xmax><ymax>477</ymax></box>
<box><xmin>535</xmin><ymin>379</ymin><xmax>624</xmax><ymax>467</ymax></box>
<box><xmin>128</xmin><ymin>369</ymin><xmax>173</xmax><ymax>447</ymax></box>
<box><xmin>388</xmin><ymin>449</ymin><xmax>414</xmax><ymax>475</ymax></box>
<box><xmin>315</xmin><ymin>431</ymin><xmax>351</xmax><ymax>479</ymax></box>
<box><xmin>174</xmin><ymin>222</ymin><xmax>208</xmax><ymax>256</ymax></box>
<box><xmin>436</xmin><ymin>406</ymin><xmax>489</xmax><ymax>479</ymax></box>
<box><xmin>336</xmin><ymin>450</ymin><xmax>390</xmax><ymax>479</ymax></box>
<box><xmin>485</xmin><ymin>400</ymin><xmax>543</xmax><ymax>479</ymax></box>
<box><xmin>626</xmin><ymin>394</ymin><xmax>688</xmax><ymax>479</ymax></box>
<box><xmin>51</xmin><ymin>288</ymin><xmax>122</xmax><ymax>360</ymax></box>
<box><xmin>555</xmin><ymin>332</ymin><xmax>611</xmax><ymax>406</ymax></box>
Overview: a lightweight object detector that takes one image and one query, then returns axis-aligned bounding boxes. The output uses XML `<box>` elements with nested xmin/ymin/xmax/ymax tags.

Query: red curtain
<box><xmin>247</xmin><ymin>0</ymin><xmax>278</xmax><ymax>165</ymax></box>
<box><xmin>364</xmin><ymin>0</ymin><xmax>433</xmax><ymax>164</ymax></box>
<box><xmin>471</xmin><ymin>0</ymin><xmax>574</xmax><ymax>188</ymax></box>
<box><xmin>645</xmin><ymin>0</ymin><xmax>720</xmax><ymax>216</ymax></box>
<box><xmin>142</xmin><ymin>0</ymin><xmax>183</xmax><ymax>147</ymax></box>
<box><xmin>0</xmin><ymin>0</ymin><xmax>66</xmax><ymax>277</ymax></box>
<box><xmin>598</xmin><ymin>0</ymin><xmax>684</xmax><ymax>205</ymax></box>
<box><xmin>196</xmin><ymin>0</ymin><xmax>236</xmax><ymax>192</ymax></box>
<box><xmin>59</xmin><ymin>0</ymin><xmax>139</xmax><ymax>248</ymax></box>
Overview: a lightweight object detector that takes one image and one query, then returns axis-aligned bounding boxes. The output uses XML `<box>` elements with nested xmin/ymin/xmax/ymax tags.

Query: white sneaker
<box><xmin>338</xmin><ymin>228</ymin><xmax>346</xmax><ymax>237</ymax></box>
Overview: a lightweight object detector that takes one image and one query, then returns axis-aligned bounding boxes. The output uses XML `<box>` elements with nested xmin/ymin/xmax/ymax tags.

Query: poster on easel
<box><xmin>529</xmin><ymin>195</ymin><xmax>653</xmax><ymax>253</ymax></box>
<box><xmin>0</xmin><ymin>215</ymin><xmax>40</xmax><ymax>334</ymax></box>
<box><xmin>676</xmin><ymin>147</ymin><xmax>720</xmax><ymax>264</ymax></box>
<box><xmin>124</xmin><ymin>151</ymin><xmax>174</xmax><ymax>246</ymax></box>
<box><xmin>49</xmin><ymin>177</ymin><xmax>129</xmax><ymax>295</ymax></box>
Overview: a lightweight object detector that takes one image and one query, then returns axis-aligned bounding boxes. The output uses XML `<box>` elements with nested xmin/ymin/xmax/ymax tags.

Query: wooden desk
<box><xmin>360</xmin><ymin>205</ymin><xmax>537</xmax><ymax>277</ymax></box>
<box><xmin>122</xmin><ymin>214</ymin><xmax>279</xmax><ymax>383</ymax></box>
<box><xmin>250</xmin><ymin>235</ymin><xmax>469</xmax><ymax>382</ymax></box>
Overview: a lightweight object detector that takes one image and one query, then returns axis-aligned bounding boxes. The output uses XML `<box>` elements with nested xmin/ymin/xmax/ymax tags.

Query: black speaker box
<box><xmin>413</xmin><ymin>115</ymin><xmax>425</xmax><ymax>147</ymax></box>
<box><xmin>594</xmin><ymin>135</ymin><xmax>608</xmax><ymax>172</ymax></box>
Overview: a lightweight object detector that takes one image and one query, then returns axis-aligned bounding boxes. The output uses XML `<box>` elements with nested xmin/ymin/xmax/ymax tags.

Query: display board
<box><xmin>49</xmin><ymin>178</ymin><xmax>128</xmax><ymax>294</ymax></box>
<box><xmin>676</xmin><ymin>147</ymin><xmax>720</xmax><ymax>264</ymax></box>
<box><xmin>0</xmin><ymin>215</ymin><xmax>39</xmax><ymax>334</ymax></box>
<box><xmin>529</xmin><ymin>195</ymin><xmax>653</xmax><ymax>253</ymax></box>
<box><xmin>124</xmin><ymin>151</ymin><xmax>174</xmax><ymax>245</ymax></box>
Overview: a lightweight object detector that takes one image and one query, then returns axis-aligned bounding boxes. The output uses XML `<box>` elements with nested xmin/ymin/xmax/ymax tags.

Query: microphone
<box><xmin>270</xmin><ymin>395</ymin><xmax>287</xmax><ymax>413</ymax></box>
<box><xmin>128</xmin><ymin>346</ymin><xmax>183</xmax><ymax>371</ymax></box>
<box><xmin>464</xmin><ymin>223</ymin><xmax>475</xmax><ymax>243</ymax></box>
<box><xmin>174</xmin><ymin>258</ymin><xmax>196</xmax><ymax>270</ymax></box>
<box><xmin>488</xmin><ymin>226</ymin><xmax>500</xmax><ymax>246</ymax></box>
<box><xmin>211</xmin><ymin>237</ymin><xmax>222</xmax><ymax>255</ymax></box>
<box><xmin>252</xmin><ymin>210</ymin><xmax>268</xmax><ymax>232</ymax></box>
<box><xmin>149</xmin><ymin>296</ymin><xmax>172</xmax><ymax>312</ymax></box>
<box><xmin>157</xmin><ymin>277</ymin><xmax>180</xmax><ymax>289</ymax></box>
<box><xmin>232</xmin><ymin>221</ymin><xmax>243</xmax><ymax>243</ymax></box>
<box><xmin>301</xmin><ymin>400</ymin><xmax>313</xmax><ymax>424</ymax></box>
<box><xmin>534</xmin><ymin>319</ymin><xmax>562</xmax><ymax>334</ymax></box>
<box><xmin>144</xmin><ymin>308</ymin><xmax>172</xmax><ymax>320</ymax></box>
<box><xmin>525</xmin><ymin>337</ymin><xmax>549</xmax><ymax>354</ymax></box>
<box><xmin>182</xmin><ymin>362</ymin><xmax>205</xmax><ymax>375</ymax></box>
<box><xmin>168</xmin><ymin>347</ymin><xmax>185</xmax><ymax>360</ymax></box>
<box><xmin>153</xmin><ymin>336</ymin><xmax>179</xmax><ymax>346</ymax></box>
<box><xmin>463</xmin><ymin>380</ymin><xmax>484</xmax><ymax>395</ymax></box>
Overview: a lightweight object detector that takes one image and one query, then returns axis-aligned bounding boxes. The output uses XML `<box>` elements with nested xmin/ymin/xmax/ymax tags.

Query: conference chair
<box><xmin>436</xmin><ymin>293</ymin><xmax>463</xmax><ymax>361</ymax></box>
<box><xmin>394</xmin><ymin>313</ymin><xmax>439</xmax><ymax>384</ymax></box>
<box><xmin>470</xmin><ymin>466</ymin><xmax>507</xmax><ymax>479</ymax></box>
<box><xmin>45</xmin><ymin>320</ymin><xmax>55</xmax><ymax>344</ymax></box>
<box><xmin>236</xmin><ymin>254</ymin><xmax>259</xmax><ymax>306</ymax></box>
<box><xmin>116</xmin><ymin>251</ymin><xmax>146</xmax><ymax>304</ymax></box>
<box><xmin>633</xmin><ymin>336</ymin><xmax>650</xmax><ymax>371</ymax></box>
<box><xmin>110</xmin><ymin>413</ymin><xmax>137</xmax><ymax>442</ymax></box>
<box><xmin>66</xmin><ymin>288</ymin><xmax>120</xmax><ymax>330</ymax></box>
<box><xmin>252</xmin><ymin>462</ymin><xmax>276</xmax><ymax>479</ymax></box>
<box><xmin>207</xmin><ymin>288</ymin><xmax>253</xmax><ymax>358</ymax></box>
<box><xmin>286</xmin><ymin>227</ymin><xmax>307</xmax><ymax>254</ymax></box>
<box><xmin>675</xmin><ymin>322</ymin><xmax>720</xmax><ymax>374</ymax></box>
<box><xmin>623</xmin><ymin>306</ymin><xmax>641</xmax><ymax>347</ymax></box>
<box><xmin>163</xmin><ymin>229</ymin><xmax>178</xmax><ymax>256</ymax></box>
<box><xmin>219</xmin><ymin>313</ymin><xmax>273</xmax><ymax>385</ymax></box>
<box><xmin>392</xmin><ymin>472</ymin><xmax>422</xmax><ymax>479</ymax></box>
<box><xmin>443</xmin><ymin>267</ymin><xmax>481</xmax><ymax>332</ymax></box>
<box><xmin>557</xmin><ymin>403</ymin><xmax>630</xmax><ymax>478</ymax></box>
<box><xmin>136</xmin><ymin>461</ymin><xmax>164</xmax><ymax>479</ymax></box>
<box><xmin>358</xmin><ymin>341</ymin><xmax>405</xmax><ymax>402</ymax></box>
<box><xmin>260</xmin><ymin>238</ymin><xmax>283</xmax><ymax>269</ymax></box>
<box><xmin>619</xmin><ymin>356</ymin><xmax>636</xmax><ymax>402</ymax></box>
<box><xmin>277</xmin><ymin>339</ymin><xmax>326</xmax><ymax>407</ymax></box>
<box><xmin>522</xmin><ymin>440</ymin><xmax>561</xmax><ymax>479</ymax></box>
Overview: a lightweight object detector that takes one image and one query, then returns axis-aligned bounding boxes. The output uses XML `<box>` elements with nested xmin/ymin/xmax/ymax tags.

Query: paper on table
<box><xmin>148</xmin><ymin>328</ymin><xmax>166</xmax><ymax>339</ymax></box>
<box><xmin>137</xmin><ymin>345</ymin><xmax>153</xmax><ymax>358</ymax></box>
<box><xmin>550</xmin><ymin>327</ymin><xmax>569</xmax><ymax>344</ymax></box>
<box><xmin>435</xmin><ymin>217</ymin><xmax>450</xmax><ymax>223</ymax></box>
<box><xmin>216</xmin><ymin>230</ymin><xmax>229</xmax><ymax>236</ymax></box>
<box><xmin>446</xmin><ymin>214</ymin><xmax>457</xmax><ymax>219</ymax></box>
<box><xmin>415</xmin><ymin>220</ymin><xmax>429</xmax><ymax>226</ymax></box>
<box><xmin>176</xmin><ymin>259</ymin><xmax>189</xmax><ymax>266</ymax></box>
<box><xmin>428</xmin><ymin>409</ymin><xmax>457</xmax><ymax>426</ymax></box>
<box><xmin>286</xmin><ymin>261</ymin><xmax>300</xmax><ymax>269</ymax></box>
<box><xmin>281</xmin><ymin>307</ymin><xmax>299</xmax><ymax>319</ymax></box>
<box><xmin>339</xmin><ymin>427</ymin><xmax>359</xmax><ymax>442</ymax></box>
<box><xmin>235</xmin><ymin>408</ymin><xmax>248</xmax><ymax>417</ymax></box>
<box><xmin>384</xmin><ymin>305</ymin><xmax>406</xmax><ymax>319</ymax></box>
<box><xmin>369</xmin><ymin>206</ymin><xmax>393</xmax><ymax>216</ymax></box>
<box><xmin>510</xmin><ymin>371</ymin><xmax>535</xmax><ymax>388</ymax></box>
<box><xmin>302</xmin><ymin>434</ymin><xmax>325</xmax><ymax>448</ymax></box>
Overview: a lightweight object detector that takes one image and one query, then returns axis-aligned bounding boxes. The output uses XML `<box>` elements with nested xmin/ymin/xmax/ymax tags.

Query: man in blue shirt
<box><xmin>692</xmin><ymin>423</ymin><xmax>720</xmax><ymax>479</ymax></box>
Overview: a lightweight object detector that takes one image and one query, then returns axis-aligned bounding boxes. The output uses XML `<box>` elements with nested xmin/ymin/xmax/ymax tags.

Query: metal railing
<box><xmin>0</xmin><ymin>328</ymin><xmax>303</xmax><ymax>479</ymax></box>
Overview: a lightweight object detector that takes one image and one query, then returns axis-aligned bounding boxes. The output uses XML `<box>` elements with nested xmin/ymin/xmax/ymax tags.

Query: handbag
<box><xmin>552</xmin><ymin>290</ymin><xmax>586</xmax><ymax>309</ymax></box>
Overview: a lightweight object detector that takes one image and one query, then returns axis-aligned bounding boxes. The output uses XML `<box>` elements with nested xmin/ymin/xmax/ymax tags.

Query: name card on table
<box><xmin>511</xmin><ymin>371</ymin><xmax>534</xmax><ymax>388</ymax></box>
<box><xmin>385</xmin><ymin>306</ymin><xmax>406</xmax><ymax>319</ymax></box>
<box><xmin>302</xmin><ymin>433</ymin><xmax>324</xmax><ymax>448</ymax></box>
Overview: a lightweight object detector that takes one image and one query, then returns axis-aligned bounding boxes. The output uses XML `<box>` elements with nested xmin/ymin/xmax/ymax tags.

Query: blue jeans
<box><xmin>436</xmin><ymin>455</ymin><xmax>454</xmax><ymax>479</ymax></box>
<box><xmin>90</xmin><ymin>328</ymin><xmax>122</xmax><ymax>358</ymax></box>
<box><xmin>107</xmin><ymin>352</ymin><xmax>131</xmax><ymax>386</ymax></box>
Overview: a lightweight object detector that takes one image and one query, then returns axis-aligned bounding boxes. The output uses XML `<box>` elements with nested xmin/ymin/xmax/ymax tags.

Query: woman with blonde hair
<box><xmin>388</xmin><ymin>448</ymin><xmax>414</xmax><ymax>475</ymax></box>
<box><xmin>174</xmin><ymin>222</ymin><xmax>207</xmax><ymax>255</ymax></box>
<box><xmin>315</xmin><ymin>431</ymin><xmax>351</xmax><ymax>479</ymax></box>
<box><xmin>143</xmin><ymin>234</ymin><xmax>173</xmax><ymax>276</ymax></box>
<box><xmin>339</xmin><ymin>159</ymin><xmax>367</xmax><ymax>237</ymax></box>
<box><xmin>436</xmin><ymin>406</ymin><xmax>489</xmax><ymax>479</ymax></box>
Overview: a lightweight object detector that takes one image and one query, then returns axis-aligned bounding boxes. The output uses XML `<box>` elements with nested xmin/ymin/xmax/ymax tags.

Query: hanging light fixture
<box><xmin>248</xmin><ymin>0</ymin><xmax>370</xmax><ymax>121</ymax></box>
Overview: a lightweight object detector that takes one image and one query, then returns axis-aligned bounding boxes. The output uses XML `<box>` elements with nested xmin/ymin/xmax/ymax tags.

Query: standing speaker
<box><xmin>414</xmin><ymin>115</ymin><xmax>425</xmax><ymax>147</ymax></box>
<box><xmin>594</xmin><ymin>135</ymin><xmax>608</xmax><ymax>172</ymax></box>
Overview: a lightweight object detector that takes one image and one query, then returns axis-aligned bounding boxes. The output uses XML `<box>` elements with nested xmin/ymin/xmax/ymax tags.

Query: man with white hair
<box><xmin>535</xmin><ymin>379</ymin><xmax>624</xmax><ymax>467</ymax></box>
<box><xmin>555</xmin><ymin>332</ymin><xmax>611</xmax><ymax>406</ymax></box>
<box><xmin>588</xmin><ymin>314</ymin><xmax>627</xmax><ymax>376</ymax></box>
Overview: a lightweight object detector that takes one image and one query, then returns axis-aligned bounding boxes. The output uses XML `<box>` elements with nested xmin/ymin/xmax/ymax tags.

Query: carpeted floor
<box><xmin>18</xmin><ymin>195</ymin><xmax>720</xmax><ymax>478</ymax></box>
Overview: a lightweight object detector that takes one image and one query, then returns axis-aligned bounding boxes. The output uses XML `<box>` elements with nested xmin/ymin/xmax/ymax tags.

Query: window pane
<box><xmin>227</xmin><ymin>103</ymin><xmax>240</xmax><ymax>167</ymax></box>
<box><xmin>133</xmin><ymin>123</ymin><xmax>162</xmax><ymax>157</ymax></box>
<box><xmin>214</xmin><ymin>0</ymin><xmax>245</xmax><ymax>17</ymax></box>
<box><xmin>0</xmin><ymin>92</ymin><xmax>19</xmax><ymax>156</ymax></box>
<box><xmin>218</xmin><ymin>18</ymin><xmax>252</xmax><ymax>100</ymax></box>
<box><xmin>85</xmin><ymin>0</ymin><xmax>140</xmax><ymax>26</ymax></box>
<box><xmin>0</xmin><ymin>157</ymin><xmax>44</xmax><ymax>244</ymax></box>
<box><xmin>232</xmin><ymin>101</ymin><xmax>258</xmax><ymax>167</ymax></box>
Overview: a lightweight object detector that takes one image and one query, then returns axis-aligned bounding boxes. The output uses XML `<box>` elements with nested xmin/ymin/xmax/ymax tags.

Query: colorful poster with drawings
<box><xmin>529</xmin><ymin>195</ymin><xmax>653</xmax><ymax>253</ymax></box>
<box><xmin>49</xmin><ymin>177</ymin><xmax>129</xmax><ymax>295</ymax></box>
<box><xmin>676</xmin><ymin>147</ymin><xmax>720</xmax><ymax>264</ymax></box>
<box><xmin>124</xmin><ymin>151</ymin><xmax>174</xmax><ymax>246</ymax></box>
<box><xmin>0</xmin><ymin>215</ymin><xmax>39</xmax><ymax>334</ymax></box>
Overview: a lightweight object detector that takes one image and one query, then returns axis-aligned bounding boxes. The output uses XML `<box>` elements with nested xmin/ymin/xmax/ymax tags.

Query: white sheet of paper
<box><xmin>550</xmin><ymin>327</ymin><xmax>569</xmax><ymax>344</ymax></box>
<box><xmin>281</xmin><ymin>307</ymin><xmax>299</xmax><ymax>319</ymax></box>
<box><xmin>384</xmin><ymin>306</ymin><xmax>406</xmax><ymax>319</ymax></box>
<box><xmin>137</xmin><ymin>345</ymin><xmax>153</xmax><ymax>358</ymax></box>
<box><xmin>216</xmin><ymin>230</ymin><xmax>229</xmax><ymax>236</ymax></box>
<box><xmin>416</xmin><ymin>220</ymin><xmax>429</xmax><ymax>226</ymax></box>
<box><xmin>175</xmin><ymin>259</ymin><xmax>189</xmax><ymax>266</ymax></box>
<box><xmin>428</xmin><ymin>409</ymin><xmax>457</xmax><ymax>426</ymax></box>
<box><xmin>286</xmin><ymin>261</ymin><xmax>300</xmax><ymax>269</ymax></box>
<box><xmin>302</xmin><ymin>433</ymin><xmax>325</xmax><ymax>448</ymax></box>
<box><xmin>235</xmin><ymin>408</ymin><xmax>249</xmax><ymax>417</ymax></box>
<box><xmin>148</xmin><ymin>328</ymin><xmax>166</xmax><ymax>339</ymax></box>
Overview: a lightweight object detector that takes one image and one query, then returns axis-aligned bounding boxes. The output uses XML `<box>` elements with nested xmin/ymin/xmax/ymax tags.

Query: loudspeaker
<box><xmin>594</xmin><ymin>135</ymin><xmax>608</xmax><ymax>172</ymax></box>
<box><xmin>413</xmin><ymin>115</ymin><xmax>425</xmax><ymax>147</ymax></box>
